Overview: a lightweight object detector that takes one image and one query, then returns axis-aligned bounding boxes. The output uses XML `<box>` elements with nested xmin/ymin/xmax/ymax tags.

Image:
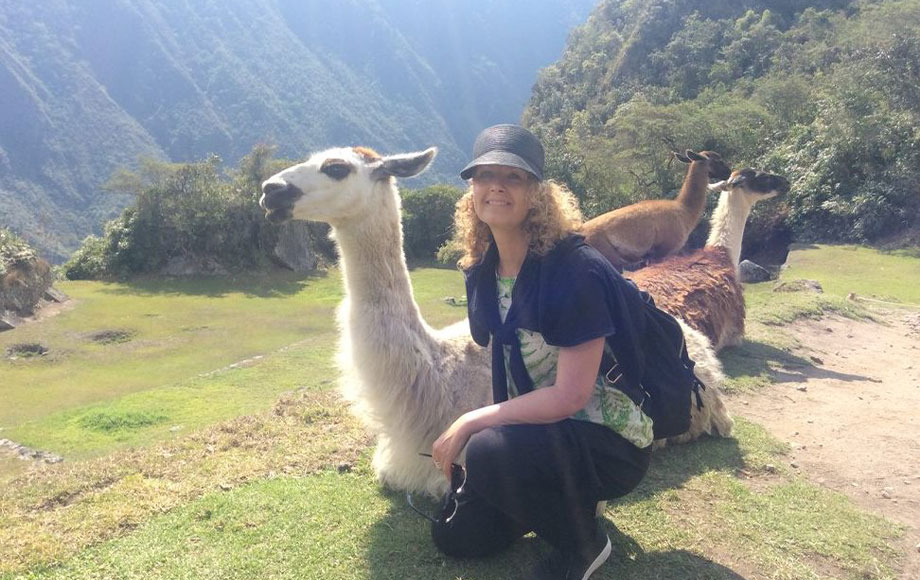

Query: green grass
<box><xmin>5</xmin><ymin>434</ymin><xmax>898</xmax><ymax>580</ymax></box>
<box><xmin>0</xmin><ymin>269</ymin><xmax>467</xmax><ymax>463</ymax></box>
<box><xmin>2</xmin><ymin>246</ymin><xmax>916</xmax><ymax>579</ymax></box>
<box><xmin>782</xmin><ymin>243</ymin><xmax>920</xmax><ymax>306</ymax></box>
<box><xmin>3</xmin><ymin>337</ymin><xmax>336</xmax><ymax>459</ymax></box>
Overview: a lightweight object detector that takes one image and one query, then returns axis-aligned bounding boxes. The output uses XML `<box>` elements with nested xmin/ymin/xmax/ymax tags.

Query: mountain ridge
<box><xmin>0</xmin><ymin>0</ymin><xmax>594</xmax><ymax>261</ymax></box>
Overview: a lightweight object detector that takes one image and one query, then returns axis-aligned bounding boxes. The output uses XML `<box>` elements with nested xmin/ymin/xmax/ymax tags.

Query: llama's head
<box><xmin>260</xmin><ymin>147</ymin><xmax>437</xmax><ymax>224</ymax></box>
<box><xmin>710</xmin><ymin>168</ymin><xmax>790</xmax><ymax>202</ymax></box>
<box><xmin>674</xmin><ymin>150</ymin><xmax>733</xmax><ymax>182</ymax></box>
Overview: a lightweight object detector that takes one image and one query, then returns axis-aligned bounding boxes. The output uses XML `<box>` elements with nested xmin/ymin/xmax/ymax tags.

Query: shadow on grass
<box><xmin>362</xmin><ymin>437</ymin><xmax>748</xmax><ymax>580</ymax></box>
<box><xmin>631</xmin><ymin>435</ymin><xmax>745</xmax><ymax>501</ymax></box>
<box><xmin>720</xmin><ymin>338</ymin><xmax>876</xmax><ymax>385</ymax></box>
<box><xmin>95</xmin><ymin>270</ymin><xmax>328</xmax><ymax>298</ymax></box>
<box><xmin>720</xmin><ymin>338</ymin><xmax>812</xmax><ymax>381</ymax></box>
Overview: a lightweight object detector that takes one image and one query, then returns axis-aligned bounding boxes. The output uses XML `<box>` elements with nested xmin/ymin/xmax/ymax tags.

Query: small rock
<box><xmin>915</xmin><ymin>542</ymin><xmax>920</xmax><ymax>553</ymax></box>
<box><xmin>739</xmin><ymin>260</ymin><xmax>772</xmax><ymax>283</ymax></box>
<box><xmin>773</xmin><ymin>279</ymin><xmax>823</xmax><ymax>293</ymax></box>
<box><xmin>43</xmin><ymin>287</ymin><xmax>69</xmax><ymax>303</ymax></box>
<box><xmin>797</xmin><ymin>385</ymin><xmax>808</xmax><ymax>392</ymax></box>
<box><xmin>790</xmin><ymin>462</ymin><xmax>800</xmax><ymax>469</ymax></box>
<box><xmin>807</xmin><ymin>419</ymin><xmax>814</xmax><ymax>424</ymax></box>
<box><xmin>337</xmin><ymin>462</ymin><xmax>353</xmax><ymax>473</ymax></box>
<box><xmin>881</xmin><ymin>490</ymin><xmax>892</xmax><ymax>499</ymax></box>
<box><xmin>765</xmin><ymin>464</ymin><xmax>777</xmax><ymax>473</ymax></box>
<box><xmin>219</xmin><ymin>483</ymin><xmax>232</xmax><ymax>491</ymax></box>
<box><xmin>808</xmin><ymin>356</ymin><xmax>823</xmax><ymax>365</ymax></box>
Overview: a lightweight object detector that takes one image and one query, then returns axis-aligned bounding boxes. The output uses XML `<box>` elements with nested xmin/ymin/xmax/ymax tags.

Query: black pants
<box><xmin>431</xmin><ymin>420</ymin><xmax>650</xmax><ymax>558</ymax></box>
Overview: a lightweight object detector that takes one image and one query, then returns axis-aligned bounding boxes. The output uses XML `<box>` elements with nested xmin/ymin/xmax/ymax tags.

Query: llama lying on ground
<box><xmin>580</xmin><ymin>151</ymin><xmax>731</xmax><ymax>270</ymax></box>
<box><xmin>260</xmin><ymin>146</ymin><xmax>732</xmax><ymax>496</ymax></box>
<box><xmin>626</xmin><ymin>168</ymin><xmax>790</xmax><ymax>352</ymax></box>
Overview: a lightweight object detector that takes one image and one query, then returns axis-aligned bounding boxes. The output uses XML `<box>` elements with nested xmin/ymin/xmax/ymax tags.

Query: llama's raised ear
<box><xmin>685</xmin><ymin>150</ymin><xmax>705</xmax><ymax>162</ymax></box>
<box><xmin>371</xmin><ymin>147</ymin><xmax>438</xmax><ymax>180</ymax></box>
<box><xmin>674</xmin><ymin>151</ymin><xmax>690</xmax><ymax>164</ymax></box>
<box><xmin>708</xmin><ymin>180</ymin><xmax>731</xmax><ymax>192</ymax></box>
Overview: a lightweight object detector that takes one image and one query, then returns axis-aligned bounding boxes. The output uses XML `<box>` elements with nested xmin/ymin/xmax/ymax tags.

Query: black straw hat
<box><xmin>460</xmin><ymin>124</ymin><xmax>545</xmax><ymax>181</ymax></box>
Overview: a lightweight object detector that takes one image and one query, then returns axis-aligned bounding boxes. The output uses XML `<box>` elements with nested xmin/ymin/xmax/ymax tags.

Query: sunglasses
<box><xmin>406</xmin><ymin>453</ymin><xmax>467</xmax><ymax>524</ymax></box>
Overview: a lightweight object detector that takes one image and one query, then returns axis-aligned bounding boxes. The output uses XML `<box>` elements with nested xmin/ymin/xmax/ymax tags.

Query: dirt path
<box><xmin>731</xmin><ymin>311</ymin><xmax>920</xmax><ymax>579</ymax></box>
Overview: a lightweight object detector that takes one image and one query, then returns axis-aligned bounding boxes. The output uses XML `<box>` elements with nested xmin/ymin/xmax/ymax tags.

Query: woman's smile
<box><xmin>471</xmin><ymin>164</ymin><xmax>533</xmax><ymax>230</ymax></box>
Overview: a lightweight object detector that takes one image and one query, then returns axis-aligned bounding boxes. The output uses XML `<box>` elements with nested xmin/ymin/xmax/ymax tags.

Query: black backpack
<box><xmin>600</xmin><ymin>291</ymin><xmax>704</xmax><ymax>440</ymax></box>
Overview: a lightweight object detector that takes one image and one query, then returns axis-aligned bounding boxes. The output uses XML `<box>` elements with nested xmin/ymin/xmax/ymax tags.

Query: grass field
<box><xmin>1</xmin><ymin>246</ymin><xmax>916</xmax><ymax>579</ymax></box>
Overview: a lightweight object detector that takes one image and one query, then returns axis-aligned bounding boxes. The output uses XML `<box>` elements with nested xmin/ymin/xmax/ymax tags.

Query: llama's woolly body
<box><xmin>261</xmin><ymin>146</ymin><xmax>735</xmax><ymax>497</ymax></box>
<box><xmin>629</xmin><ymin>248</ymin><xmax>745</xmax><ymax>351</ymax></box>
<box><xmin>330</xmin><ymin>173</ymin><xmax>490</xmax><ymax>496</ymax></box>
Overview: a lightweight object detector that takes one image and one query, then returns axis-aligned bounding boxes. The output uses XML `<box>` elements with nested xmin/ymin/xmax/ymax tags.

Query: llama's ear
<box><xmin>371</xmin><ymin>147</ymin><xmax>438</xmax><ymax>180</ymax></box>
<box><xmin>708</xmin><ymin>180</ymin><xmax>730</xmax><ymax>192</ymax></box>
<box><xmin>685</xmin><ymin>150</ymin><xmax>705</xmax><ymax>162</ymax></box>
<box><xmin>674</xmin><ymin>151</ymin><xmax>691</xmax><ymax>164</ymax></box>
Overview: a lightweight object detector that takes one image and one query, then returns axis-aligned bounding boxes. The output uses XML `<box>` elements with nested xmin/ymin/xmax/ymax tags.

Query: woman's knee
<box><xmin>464</xmin><ymin>426</ymin><xmax>517</xmax><ymax>474</ymax></box>
<box><xmin>431</xmin><ymin>517</ymin><xmax>513</xmax><ymax>558</ymax></box>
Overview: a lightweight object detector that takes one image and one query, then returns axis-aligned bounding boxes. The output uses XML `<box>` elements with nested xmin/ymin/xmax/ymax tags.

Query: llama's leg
<box><xmin>373</xmin><ymin>435</ymin><xmax>449</xmax><ymax>498</ymax></box>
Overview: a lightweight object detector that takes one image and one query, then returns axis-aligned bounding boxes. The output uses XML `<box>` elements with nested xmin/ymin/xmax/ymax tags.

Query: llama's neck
<box><xmin>675</xmin><ymin>161</ymin><xmax>711</xmax><ymax>219</ymax></box>
<box><xmin>706</xmin><ymin>189</ymin><xmax>755</xmax><ymax>270</ymax></box>
<box><xmin>332</xmin><ymin>183</ymin><xmax>434</xmax><ymax>363</ymax></box>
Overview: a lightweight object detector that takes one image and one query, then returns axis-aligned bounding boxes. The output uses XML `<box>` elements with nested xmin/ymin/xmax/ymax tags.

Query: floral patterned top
<box><xmin>497</xmin><ymin>275</ymin><xmax>654</xmax><ymax>448</ymax></box>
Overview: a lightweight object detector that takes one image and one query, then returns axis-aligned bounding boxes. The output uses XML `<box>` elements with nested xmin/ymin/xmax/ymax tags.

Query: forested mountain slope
<box><xmin>525</xmin><ymin>0</ymin><xmax>920</xmax><ymax>246</ymax></box>
<box><xmin>0</xmin><ymin>0</ymin><xmax>592</xmax><ymax>261</ymax></box>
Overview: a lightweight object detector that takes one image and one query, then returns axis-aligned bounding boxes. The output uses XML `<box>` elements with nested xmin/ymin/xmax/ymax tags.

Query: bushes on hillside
<box><xmin>525</xmin><ymin>0</ymin><xmax>920</xmax><ymax>246</ymax></box>
<box><xmin>0</xmin><ymin>228</ymin><xmax>38</xmax><ymax>278</ymax></box>
<box><xmin>1</xmin><ymin>228</ymin><xmax>53</xmax><ymax>315</ymax></box>
<box><xmin>64</xmin><ymin>147</ymin><xmax>288</xmax><ymax>279</ymax></box>
<box><xmin>400</xmin><ymin>184</ymin><xmax>464</xmax><ymax>262</ymax></box>
<box><xmin>63</xmin><ymin>148</ymin><xmax>464</xmax><ymax>279</ymax></box>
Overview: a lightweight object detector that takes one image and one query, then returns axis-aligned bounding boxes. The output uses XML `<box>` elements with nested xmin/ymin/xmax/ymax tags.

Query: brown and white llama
<box><xmin>260</xmin><ymin>146</ymin><xmax>733</xmax><ymax>496</ymax></box>
<box><xmin>627</xmin><ymin>168</ymin><xmax>791</xmax><ymax>353</ymax></box>
<box><xmin>580</xmin><ymin>151</ymin><xmax>732</xmax><ymax>269</ymax></box>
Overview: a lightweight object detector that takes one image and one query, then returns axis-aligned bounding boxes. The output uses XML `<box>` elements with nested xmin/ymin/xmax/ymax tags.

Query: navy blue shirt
<box><xmin>464</xmin><ymin>234</ymin><xmax>650</xmax><ymax>406</ymax></box>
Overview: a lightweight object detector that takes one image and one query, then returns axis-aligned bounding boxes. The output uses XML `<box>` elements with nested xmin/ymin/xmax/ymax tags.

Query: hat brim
<box><xmin>459</xmin><ymin>151</ymin><xmax>543</xmax><ymax>181</ymax></box>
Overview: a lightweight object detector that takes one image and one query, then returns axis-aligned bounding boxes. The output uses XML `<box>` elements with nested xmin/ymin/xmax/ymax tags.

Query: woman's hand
<box><xmin>432</xmin><ymin>413</ymin><xmax>475</xmax><ymax>481</ymax></box>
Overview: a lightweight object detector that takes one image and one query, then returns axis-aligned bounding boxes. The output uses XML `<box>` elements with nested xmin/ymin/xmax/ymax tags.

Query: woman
<box><xmin>429</xmin><ymin>124</ymin><xmax>653</xmax><ymax>580</ymax></box>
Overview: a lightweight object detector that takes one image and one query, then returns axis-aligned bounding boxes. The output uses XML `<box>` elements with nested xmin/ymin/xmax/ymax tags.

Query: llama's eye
<box><xmin>321</xmin><ymin>160</ymin><xmax>353</xmax><ymax>180</ymax></box>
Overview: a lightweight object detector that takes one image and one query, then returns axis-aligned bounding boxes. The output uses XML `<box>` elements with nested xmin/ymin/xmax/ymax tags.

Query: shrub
<box><xmin>63</xmin><ymin>146</ymin><xmax>296</xmax><ymax>279</ymax></box>
<box><xmin>63</xmin><ymin>235</ymin><xmax>110</xmax><ymax>280</ymax></box>
<box><xmin>401</xmin><ymin>185</ymin><xmax>464</xmax><ymax>261</ymax></box>
<box><xmin>0</xmin><ymin>228</ymin><xmax>38</xmax><ymax>278</ymax></box>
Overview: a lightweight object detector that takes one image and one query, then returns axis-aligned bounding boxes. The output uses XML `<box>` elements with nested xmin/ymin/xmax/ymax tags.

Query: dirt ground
<box><xmin>732</xmin><ymin>310</ymin><xmax>920</xmax><ymax>579</ymax></box>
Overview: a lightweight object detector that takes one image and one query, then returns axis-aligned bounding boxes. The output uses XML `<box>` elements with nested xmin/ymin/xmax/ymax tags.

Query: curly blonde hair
<box><xmin>453</xmin><ymin>179</ymin><xmax>583</xmax><ymax>270</ymax></box>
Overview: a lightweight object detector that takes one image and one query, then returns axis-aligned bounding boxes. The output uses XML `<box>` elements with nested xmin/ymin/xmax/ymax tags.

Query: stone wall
<box><xmin>0</xmin><ymin>258</ymin><xmax>54</xmax><ymax>316</ymax></box>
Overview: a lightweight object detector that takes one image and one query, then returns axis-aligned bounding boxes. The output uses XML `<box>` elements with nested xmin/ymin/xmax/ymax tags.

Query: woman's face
<box><xmin>470</xmin><ymin>164</ymin><xmax>535</xmax><ymax>233</ymax></box>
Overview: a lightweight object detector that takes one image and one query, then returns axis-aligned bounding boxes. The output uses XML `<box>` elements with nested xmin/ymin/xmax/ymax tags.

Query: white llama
<box><xmin>260</xmin><ymin>146</ymin><xmax>732</xmax><ymax>497</ymax></box>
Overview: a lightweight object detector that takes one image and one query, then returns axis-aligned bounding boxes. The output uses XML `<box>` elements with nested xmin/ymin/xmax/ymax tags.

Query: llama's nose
<box><xmin>262</xmin><ymin>180</ymin><xmax>288</xmax><ymax>197</ymax></box>
<box><xmin>260</xmin><ymin>180</ymin><xmax>302</xmax><ymax>210</ymax></box>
